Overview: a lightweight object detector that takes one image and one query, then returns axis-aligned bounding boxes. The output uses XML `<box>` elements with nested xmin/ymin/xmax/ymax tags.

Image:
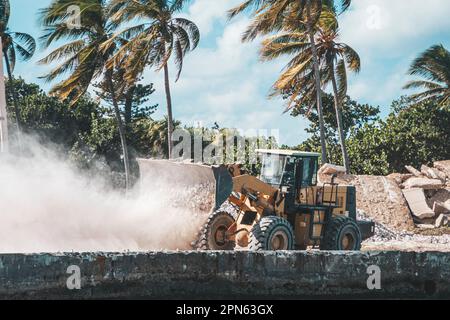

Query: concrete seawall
<box><xmin>0</xmin><ymin>251</ymin><xmax>449</xmax><ymax>299</ymax></box>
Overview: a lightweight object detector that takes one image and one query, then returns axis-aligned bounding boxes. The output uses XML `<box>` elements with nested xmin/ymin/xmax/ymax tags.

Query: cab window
<box><xmin>260</xmin><ymin>154</ymin><xmax>286</xmax><ymax>185</ymax></box>
<box><xmin>301</xmin><ymin>157</ymin><xmax>318</xmax><ymax>186</ymax></box>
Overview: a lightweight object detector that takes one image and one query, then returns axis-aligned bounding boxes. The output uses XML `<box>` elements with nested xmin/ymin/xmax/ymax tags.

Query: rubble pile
<box><xmin>389</xmin><ymin>160</ymin><xmax>450</xmax><ymax>228</ymax></box>
<box><xmin>319</xmin><ymin>169</ymin><xmax>415</xmax><ymax>231</ymax></box>
<box><xmin>358</xmin><ymin>210</ymin><xmax>450</xmax><ymax>246</ymax></box>
<box><xmin>319</xmin><ymin>160</ymin><xmax>450</xmax><ymax>232</ymax></box>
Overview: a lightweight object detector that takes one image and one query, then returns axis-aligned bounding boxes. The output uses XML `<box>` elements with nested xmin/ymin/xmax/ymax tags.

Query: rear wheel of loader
<box><xmin>197</xmin><ymin>211</ymin><xmax>235</xmax><ymax>250</ymax></box>
<box><xmin>249</xmin><ymin>216</ymin><xmax>295</xmax><ymax>251</ymax></box>
<box><xmin>320</xmin><ymin>216</ymin><xmax>362</xmax><ymax>251</ymax></box>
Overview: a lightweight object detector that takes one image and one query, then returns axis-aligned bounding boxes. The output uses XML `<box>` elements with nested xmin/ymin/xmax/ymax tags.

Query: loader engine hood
<box><xmin>137</xmin><ymin>159</ymin><xmax>233</xmax><ymax>213</ymax></box>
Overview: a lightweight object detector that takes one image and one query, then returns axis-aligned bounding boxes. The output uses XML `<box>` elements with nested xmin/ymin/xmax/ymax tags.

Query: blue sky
<box><xmin>8</xmin><ymin>0</ymin><xmax>450</xmax><ymax>145</ymax></box>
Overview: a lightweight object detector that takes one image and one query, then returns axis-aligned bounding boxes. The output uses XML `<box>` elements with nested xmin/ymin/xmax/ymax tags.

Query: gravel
<box><xmin>358</xmin><ymin>209</ymin><xmax>450</xmax><ymax>246</ymax></box>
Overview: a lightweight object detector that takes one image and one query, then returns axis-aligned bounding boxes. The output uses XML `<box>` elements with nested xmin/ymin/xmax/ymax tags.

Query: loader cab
<box><xmin>257</xmin><ymin>149</ymin><xmax>320</xmax><ymax>190</ymax></box>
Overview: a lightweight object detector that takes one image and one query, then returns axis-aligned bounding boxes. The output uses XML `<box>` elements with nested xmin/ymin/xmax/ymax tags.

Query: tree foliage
<box><xmin>347</xmin><ymin>97</ymin><xmax>450</xmax><ymax>175</ymax></box>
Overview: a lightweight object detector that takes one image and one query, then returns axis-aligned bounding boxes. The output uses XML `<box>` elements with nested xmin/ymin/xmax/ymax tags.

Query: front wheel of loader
<box><xmin>197</xmin><ymin>211</ymin><xmax>235</xmax><ymax>250</ymax></box>
<box><xmin>320</xmin><ymin>216</ymin><xmax>362</xmax><ymax>251</ymax></box>
<box><xmin>249</xmin><ymin>216</ymin><xmax>295</xmax><ymax>251</ymax></box>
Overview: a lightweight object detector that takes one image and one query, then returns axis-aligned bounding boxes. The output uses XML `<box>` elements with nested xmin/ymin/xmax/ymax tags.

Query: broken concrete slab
<box><xmin>405</xmin><ymin>165</ymin><xmax>423</xmax><ymax>177</ymax></box>
<box><xmin>434</xmin><ymin>161</ymin><xmax>450</xmax><ymax>178</ymax></box>
<box><xmin>433</xmin><ymin>201</ymin><xmax>450</xmax><ymax>215</ymax></box>
<box><xmin>429</xmin><ymin>167</ymin><xmax>447</xmax><ymax>182</ymax></box>
<box><xmin>387</xmin><ymin>173</ymin><xmax>413</xmax><ymax>185</ymax></box>
<box><xmin>435</xmin><ymin>214</ymin><xmax>450</xmax><ymax>228</ymax></box>
<box><xmin>402</xmin><ymin>188</ymin><xmax>436</xmax><ymax>219</ymax></box>
<box><xmin>421</xmin><ymin>165</ymin><xmax>446</xmax><ymax>182</ymax></box>
<box><xmin>402</xmin><ymin>178</ymin><xmax>444</xmax><ymax>190</ymax></box>
<box><xmin>428</xmin><ymin>189</ymin><xmax>450</xmax><ymax>206</ymax></box>
<box><xmin>318</xmin><ymin>163</ymin><xmax>347</xmax><ymax>175</ymax></box>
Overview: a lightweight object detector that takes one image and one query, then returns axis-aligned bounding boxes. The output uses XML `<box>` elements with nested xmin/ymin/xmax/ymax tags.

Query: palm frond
<box><xmin>11</xmin><ymin>32</ymin><xmax>36</xmax><ymax>60</ymax></box>
<box><xmin>173</xmin><ymin>18</ymin><xmax>200</xmax><ymax>49</ymax></box>
<box><xmin>403</xmin><ymin>80</ymin><xmax>442</xmax><ymax>91</ymax></box>
<box><xmin>342</xmin><ymin>44</ymin><xmax>360</xmax><ymax>72</ymax></box>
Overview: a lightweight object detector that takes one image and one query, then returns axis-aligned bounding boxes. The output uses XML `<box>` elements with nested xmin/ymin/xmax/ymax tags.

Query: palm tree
<box><xmin>0</xmin><ymin>0</ymin><xmax>36</xmax><ymax>134</ymax></box>
<box><xmin>39</xmin><ymin>0</ymin><xmax>132</xmax><ymax>189</ymax></box>
<box><xmin>107</xmin><ymin>0</ymin><xmax>199</xmax><ymax>158</ymax></box>
<box><xmin>316</xmin><ymin>28</ymin><xmax>360</xmax><ymax>173</ymax></box>
<box><xmin>404</xmin><ymin>44</ymin><xmax>450</xmax><ymax>108</ymax></box>
<box><xmin>261</xmin><ymin>22</ymin><xmax>360</xmax><ymax>172</ymax></box>
<box><xmin>229</xmin><ymin>0</ymin><xmax>326</xmax><ymax>163</ymax></box>
<box><xmin>229</xmin><ymin>0</ymin><xmax>352</xmax><ymax>165</ymax></box>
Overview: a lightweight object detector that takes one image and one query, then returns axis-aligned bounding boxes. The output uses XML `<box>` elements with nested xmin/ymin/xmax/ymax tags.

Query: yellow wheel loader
<box><xmin>138</xmin><ymin>149</ymin><xmax>375</xmax><ymax>251</ymax></box>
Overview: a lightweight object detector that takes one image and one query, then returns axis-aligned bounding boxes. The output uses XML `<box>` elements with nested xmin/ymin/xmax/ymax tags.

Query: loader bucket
<box><xmin>137</xmin><ymin>159</ymin><xmax>233</xmax><ymax>213</ymax></box>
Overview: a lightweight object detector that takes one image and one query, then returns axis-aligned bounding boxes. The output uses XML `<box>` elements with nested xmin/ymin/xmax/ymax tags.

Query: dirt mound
<box><xmin>321</xmin><ymin>173</ymin><xmax>415</xmax><ymax>231</ymax></box>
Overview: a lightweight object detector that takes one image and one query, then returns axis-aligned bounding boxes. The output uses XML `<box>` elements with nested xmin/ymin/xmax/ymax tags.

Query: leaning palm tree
<box><xmin>261</xmin><ymin>23</ymin><xmax>360</xmax><ymax>173</ymax></box>
<box><xmin>107</xmin><ymin>0</ymin><xmax>200</xmax><ymax>158</ymax></box>
<box><xmin>229</xmin><ymin>0</ymin><xmax>352</xmax><ymax>164</ymax></box>
<box><xmin>404</xmin><ymin>44</ymin><xmax>450</xmax><ymax>108</ymax></box>
<box><xmin>39</xmin><ymin>0</ymin><xmax>132</xmax><ymax>189</ymax></box>
<box><xmin>0</xmin><ymin>0</ymin><xmax>36</xmax><ymax>133</ymax></box>
<box><xmin>316</xmin><ymin>28</ymin><xmax>360</xmax><ymax>172</ymax></box>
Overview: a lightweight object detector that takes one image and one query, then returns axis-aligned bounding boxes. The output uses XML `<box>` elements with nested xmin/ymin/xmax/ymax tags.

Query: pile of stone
<box><xmin>388</xmin><ymin>160</ymin><xmax>450</xmax><ymax>228</ymax></box>
<box><xmin>319</xmin><ymin>161</ymin><xmax>450</xmax><ymax>232</ymax></box>
<box><xmin>358</xmin><ymin>209</ymin><xmax>450</xmax><ymax>249</ymax></box>
<box><xmin>319</xmin><ymin>165</ymin><xmax>415</xmax><ymax>232</ymax></box>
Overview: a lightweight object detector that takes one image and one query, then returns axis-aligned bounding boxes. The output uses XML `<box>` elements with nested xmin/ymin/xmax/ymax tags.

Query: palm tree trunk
<box><xmin>306</xmin><ymin>0</ymin><xmax>328</xmax><ymax>164</ymax></box>
<box><xmin>164</xmin><ymin>63</ymin><xmax>174</xmax><ymax>159</ymax></box>
<box><xmin>4</xmin><ymin>51</ymin><xmax>22</xmax><ymax>147</ymax></box>
<box><xmin>105</xmin><ymin>72</ymin><xmax>131</xmax><ymax>191</ymax></box>
<box><xmin>330</xmin><ymin>60</ymin><xmax>350</xmax><ymax>173</ymax></box>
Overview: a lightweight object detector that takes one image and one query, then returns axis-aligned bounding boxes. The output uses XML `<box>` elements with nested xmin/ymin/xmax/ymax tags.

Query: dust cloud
<box><xmin>0</xmin><ymin>137</ymin><xmax>209</xmax><ymax>253</ymax></box>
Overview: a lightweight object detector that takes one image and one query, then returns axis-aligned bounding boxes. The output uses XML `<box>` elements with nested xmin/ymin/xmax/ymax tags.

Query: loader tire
<box><xmin>249</xmin><ymin>216</ymin><xmax>295</xmax><ymax>251</ymax></box>
<box><xmin>197</xmin><ymin>211</ymin><xmax>235</xmax><ymax>250</ymax></box>
<box><xmin>320</xmin><ymin>216</ymin><xmax>362</xmax><ymax>251</ymax></box>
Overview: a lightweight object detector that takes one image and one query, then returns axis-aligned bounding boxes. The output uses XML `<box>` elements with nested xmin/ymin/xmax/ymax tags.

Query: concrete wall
<box><xmin>0</xmin><ymin>251</ymin><xmax>449</xmax><ymax>299</ymax></box>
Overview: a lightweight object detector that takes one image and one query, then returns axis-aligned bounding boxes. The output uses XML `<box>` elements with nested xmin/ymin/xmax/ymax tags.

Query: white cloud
<box><xmin>181</xmin><ymin>0</ymin><xmax>242</xmax><ymax>36</ymax></box>
<box><xmin>341</xmin><ymin>0</ymin><xmax>450</xmax><ymax>57</ymax></box>
<box><xmin>339</xmin><ymin>0</ymin><xmax>450</xmax><ymax>109</ymax></box>
<box><xmin>147</xmin><ymin>7</ymin><xmax>307</xmax><ymax>146</ymax></box>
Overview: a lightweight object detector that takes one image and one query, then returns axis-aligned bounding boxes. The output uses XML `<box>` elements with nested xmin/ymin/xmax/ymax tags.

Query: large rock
<box><xmin>428</xmin><ymin>189</ymin><xmax>450</xmax><ymax>206</ymax></box>
<box><xmin>434</xmin><ymin>161</ymin><xmax>450</xmax><ymax>179</ymax></box>
<box><xmin>318</xmin><ymin>163</ymin><xmax>347</xmax><ymax>175</ymax></box>
<box><xmin>421</xmin><ymin>165</ymin><xmax>446</xmax><ymax>182</ymax></box>
<box><xmin>387</xmin><ymin>173</ymin><xmax>413</xmax><ymax>185</ymax></box>
<box><xmin>403</xmin><ymin>178</ymin><xmax>444</xmax><ymax>190</ymax></box>
<box><xmin>435</xmin><ymin>214</ymin><xmax>450</xmax><ymax>228</ymax></box>
<box><xmin>328</xmin><ymin>175</ymin><xmax>415</xmax><ymax>231</ymax></box>
<box><xmin>405</xmin><ymin>165</ymin><xmax>423</xmax><ymax>177</ymax></box>
<box><xmin>433</xmin><ymin>201</ymin><xmax>450</xmax><ymax>215</ymax></box>
<box><xmin>402</xmin><ymin>188</ymin><xmax>435</xmax><ymax>219</ymax></box>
